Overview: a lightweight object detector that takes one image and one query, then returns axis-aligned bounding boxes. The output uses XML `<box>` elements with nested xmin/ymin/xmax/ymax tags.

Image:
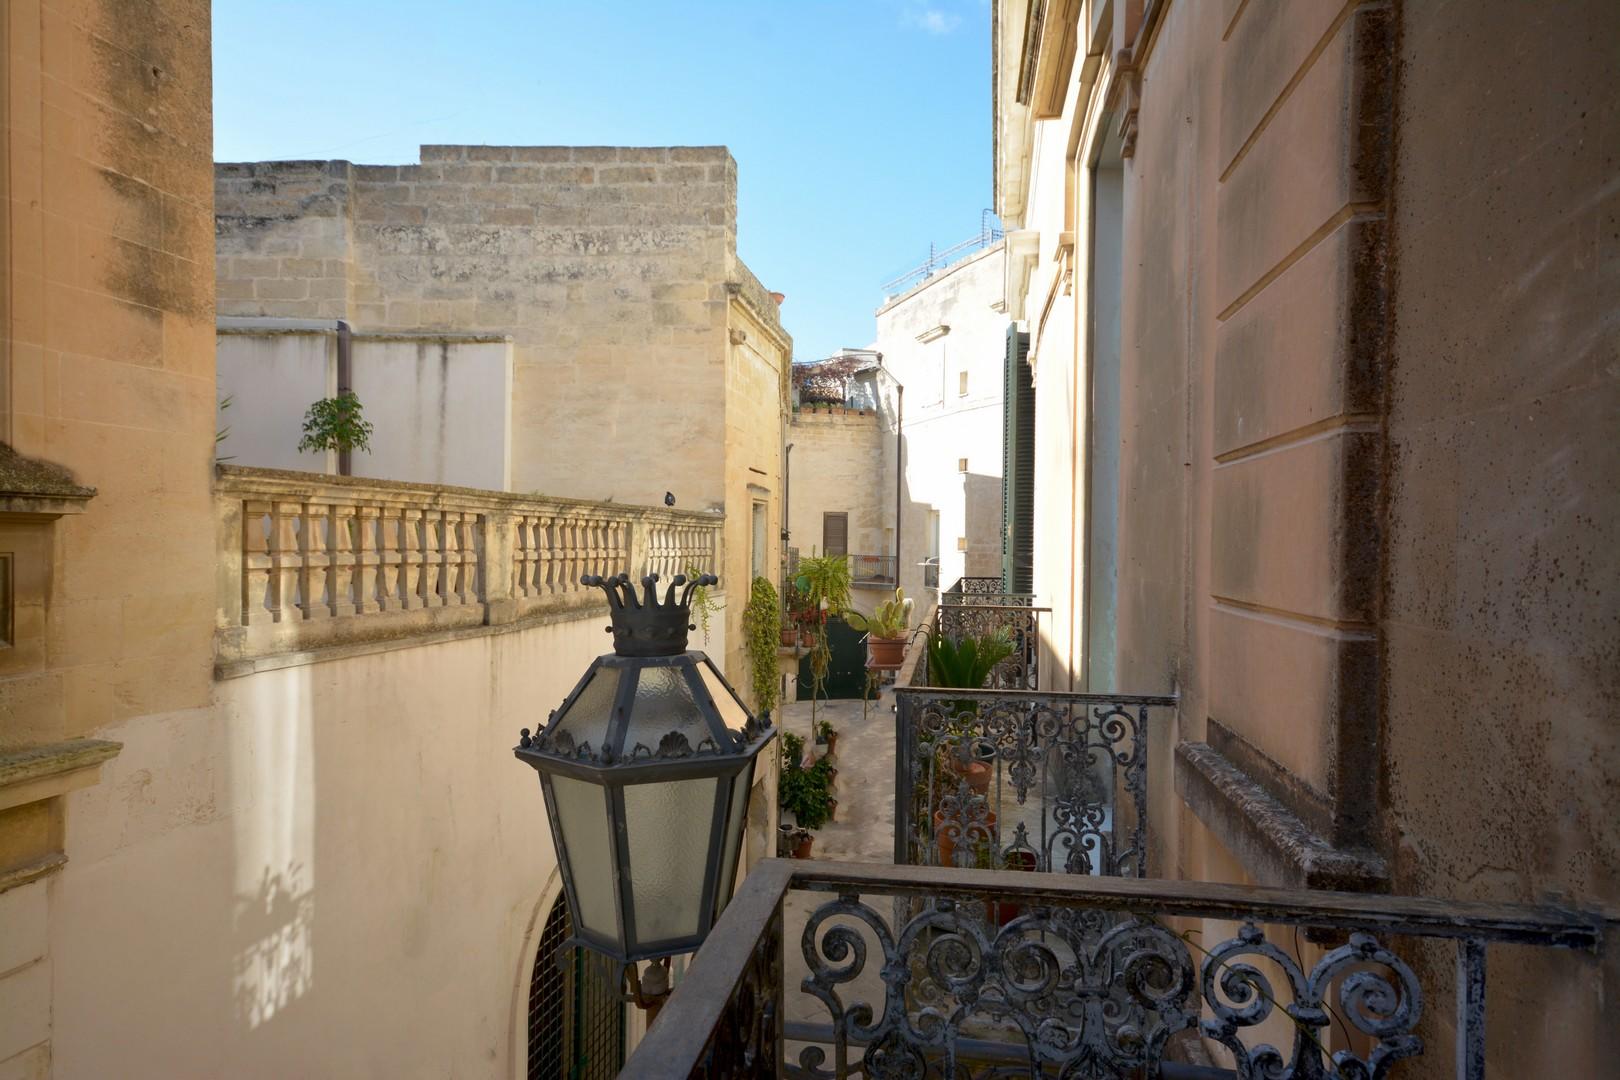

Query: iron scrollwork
<box><xmin>795</xmin><ymin>895</ymin><xmax>1427</xmax><ymax>1079</ymax></box>
<box><xmin>898</xmin><ymin>690</ymin><xmax>1152</xmax><ymax>881</ymax></box>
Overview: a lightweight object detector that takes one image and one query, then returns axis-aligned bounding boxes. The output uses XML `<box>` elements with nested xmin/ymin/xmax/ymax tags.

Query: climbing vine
<box><xmin>686</xmin><ymin>564</ymin><xmax>715</xmax><ymax>642</ymax></box>
<box><xmin>742</xmin><ymin>576</ymin><xmax>781</xmax><ymax>717</ymax></box>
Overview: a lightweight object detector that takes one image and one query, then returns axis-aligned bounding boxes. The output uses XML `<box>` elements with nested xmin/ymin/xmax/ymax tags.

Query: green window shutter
<box><xmin>1001</xmin><ymin>326</ymin><xmax>1034</xmax><ymax>593</ymax></box>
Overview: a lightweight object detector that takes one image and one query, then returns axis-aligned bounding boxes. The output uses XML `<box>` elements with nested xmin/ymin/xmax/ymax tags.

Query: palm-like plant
<box><xmin>926</xmin><ymin>629</ymin><xmax>1015</xmax><ymax>690</ymax></box>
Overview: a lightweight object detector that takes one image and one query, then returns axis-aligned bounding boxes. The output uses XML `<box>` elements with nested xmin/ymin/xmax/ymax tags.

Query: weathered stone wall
<box><xmin>1380</xmin><ymin>0</ymin><xmax>1620</xmax><ymax>1066</ymax></box>
<box><xmin>215</xmin><ymin>145</ymin><xmax>742</xmax><ymax>512</ymax></box>
<box><xmin>1000</xmin><ymin>0</ymin><xmax>1617</xmax><ymax>1069</ymax></box>
<box><xmin>786</xmin><ymin>407</ymin><xmax>887</xmax><ymax>598</ymax></box>
<box><xmin>0</xmin><ymin>0</ymin><xmax>217</xmax><ymax>1073</ymax></box>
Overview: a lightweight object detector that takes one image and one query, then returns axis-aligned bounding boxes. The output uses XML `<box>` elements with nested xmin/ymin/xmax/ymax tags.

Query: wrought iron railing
<box><xmin>944</xmin><ymin>575</ymin><xmax>1012</xmax><ymax>597</ymax></box>
<box><xmin>930</xmin><ymin>602</ymin><xmax>1049</xmax><ymax>689</ymax></box>
<box><xmin>850</xmin><ymin>554</ymin><xmax>898</xmax><ymax>585</ymax></box>
<box><xmin>624</xmin><ymin>859</ymin><xmax>1602</xmax><ymax>1079</ymax></box>
<box><xmin>894</xmin><ymin>688</ymin><xmax>1173</xmax><ymax>880</ymax></box>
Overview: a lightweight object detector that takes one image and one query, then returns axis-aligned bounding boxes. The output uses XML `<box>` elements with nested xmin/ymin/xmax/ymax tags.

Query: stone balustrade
<box><xmin>215</xmin><ymin>466</ymin><xmax>722</xmax><ymax>671</ymax></box>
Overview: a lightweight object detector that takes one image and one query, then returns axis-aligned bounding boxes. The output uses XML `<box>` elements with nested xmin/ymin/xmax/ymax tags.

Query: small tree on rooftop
<box><xmin>298</xmin><ymin>390</ymin><xmax>374</xmax><ymax>460</ymax></box>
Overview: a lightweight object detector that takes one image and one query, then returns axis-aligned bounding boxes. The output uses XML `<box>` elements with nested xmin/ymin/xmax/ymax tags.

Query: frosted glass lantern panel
<box><xmin>622</xmin><ymin>777</ymin><xmax>720</xmax><ymax>944</ymax></box>
<box><xmin>550</xmin><ymin>775</ymin><xmax>619</xmax><ymax>942</ymax></box>
<box><xmin>550</xmin><ymin>668</ymin><xmax>621</xmax><ymax>753</ymax></box>
<box><xmin>629</xmin><ymin>665</ymin><xmax>713</xmax><ymax>750</ymax></box>
<box><xmin>696</xmin><ymin>660</ymin><xmax>752</xmax><ymax>734</ymax></box>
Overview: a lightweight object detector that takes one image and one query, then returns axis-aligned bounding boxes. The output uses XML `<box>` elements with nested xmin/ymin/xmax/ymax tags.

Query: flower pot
<box><xmin>932</xmin><ymin>808</ymin><xmax>996</xmax><ymax>868</ymax></box>
<box><xmin>867</xmin><ymin>635</ymin><xmax>907</xmax><ymax>667</ymax></box>
<box><xmin>792</xmin><ymin>833</ymin><xmax>815</xmax><ymax>859</ymax></box>
<box><xmin>781</xmin><ymin>627</ymin><xmax>798</xmax><ymax>647</ymax></box>
<box><xmin>987</xmin><ymin>850</ymin><xmax>1039</xmax><ymax>925</ymax></box>
<box><xmin>825</xmin><ymin>732</ymin><xmax>838</xmax><ymax>757</ymax></box>
<box><xmin>798</xmin><ymin>629</ymin><xmax>816</xmax><ymax>648</ymax></box>
<box><xmin>826</xmin><ymin>798</ymin><xmax>838</xmax><ymax>823</ymax></box>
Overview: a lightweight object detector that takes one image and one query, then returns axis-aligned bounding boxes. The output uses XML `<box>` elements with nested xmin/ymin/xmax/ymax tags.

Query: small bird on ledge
<box><xmin>664</xmin><ymin>491</ymin><xmax>676</xmax><ymax>507</ymax></box>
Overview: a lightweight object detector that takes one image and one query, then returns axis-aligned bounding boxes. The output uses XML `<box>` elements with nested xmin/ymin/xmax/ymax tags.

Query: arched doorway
<box><xmin>527</xmin><ymin>897</ymin><xmax>624</xmax><ymax>1079</ymax></box>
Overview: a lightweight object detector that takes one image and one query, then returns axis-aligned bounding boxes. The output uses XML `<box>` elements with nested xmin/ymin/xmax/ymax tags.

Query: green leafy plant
<box><xmin>742</xmin><ymin>576</ymin><xmax>781</xmax><ymax>716</ymax></box>
<box><xmin>793</xmin><ymin>551</ymin><xmax>853</xmax><ymax>718</ymax></box>
<box><xmin>297</xmin><ymin>390</ymin><xmax>374</xmax><ymax>456</ymax></box>
<box><xmin>687</xmin><ymin>564</ymin><xmax>716</xmax><ymax>642</ymax></box>
<box><xmin>779</xmin><ymin>751</ymin><xmax>835</xmax><ymax>830</ymax></box>
<box><xmin>816</xmin><ymin>719</ymin><xmax>834</xmax><ymax>742</ymax></box>
<box><xmin>793</xmin><ymin>551</ymin><xmax>853</xmax><ymax>616</ymax></box>
<box><xmin>926</xmin><ymin>629</ymin><xmax>1015</xmax><ymax>690</ymax></box>
<box><xmin>782</xmin><ymin>731</ymin><xmax>805</xmax><ymax>767</ymax></box>
<box><xmin>844</xmin><ymin>587</ymin><xmax>915</xmax><ymax>640</ymax></box>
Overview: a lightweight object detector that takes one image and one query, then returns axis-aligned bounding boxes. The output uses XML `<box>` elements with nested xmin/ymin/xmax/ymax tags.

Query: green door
<box><xmin>796</xmin><ymin>616</ymin><xmax>880</xmax><ymax>700</ymax></box>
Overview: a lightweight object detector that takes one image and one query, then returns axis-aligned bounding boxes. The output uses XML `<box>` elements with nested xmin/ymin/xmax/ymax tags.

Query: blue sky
<box><xmin>213</xmin><ymin>1</ymin><xmax>993</xmax><ymax>361</ymax></box>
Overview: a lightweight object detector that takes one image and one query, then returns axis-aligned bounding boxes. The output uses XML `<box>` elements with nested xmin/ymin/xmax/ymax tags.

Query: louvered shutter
<box><xmin>1001</xmin><ymin>326</ymin><xmax>1034</xmax><ymax>593</ymax></box>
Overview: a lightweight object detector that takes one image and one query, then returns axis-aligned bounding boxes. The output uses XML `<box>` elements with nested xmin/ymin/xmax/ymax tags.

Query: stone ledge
<box><xmin>215</xmin><ymin>595</ymin><xmax>716</xmax><ymax>679</ymax></box>
<box><xmin>1175</xmin><ymin>740</ymin><xmax>1386</xmax><ymax>893</ymax></box>
<box><xmin>0</xmin><ymin>854</ymin><xmax>67</xmax><ymax>896</ymax></box>
<box><xmin>0</xmin><ymin>739</ymin><xmax>123</xmax><ymax>814</ymax></box>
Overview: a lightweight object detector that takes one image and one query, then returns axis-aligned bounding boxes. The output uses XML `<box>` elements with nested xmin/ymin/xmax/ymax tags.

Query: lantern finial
<box><xmin>583</xmin><ymin>572</ymin><xmax>717</xmax><ymax>657</ymax></box>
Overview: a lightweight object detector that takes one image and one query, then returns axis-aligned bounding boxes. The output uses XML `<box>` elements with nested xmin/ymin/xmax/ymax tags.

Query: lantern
<box><xmin>515</xmin><ymin>573</ymin><xmax>774</xmax><ymax>966</ymax></box>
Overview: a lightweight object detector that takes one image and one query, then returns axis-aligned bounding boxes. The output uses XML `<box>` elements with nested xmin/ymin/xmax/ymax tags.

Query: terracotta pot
<box><xmin>957</xmin><ymin>760</ymin><xmax>992</xmax><ymax>795</ymax></box>
<box><xmin>987</xmin><ymin>850</ymin><xmax>1039</xmax><ymax>925</ymax></box>
<box><xmin>792</xmin><ymin>834</ymin><xmax>814</xmax><ymax>859</ymax></box>
<box><xmin>825</xmin><ymin>732</ymin><xmax>838</xmax><ymax>757</ymax></box>
<box><xmin>826</xmin><ymin>798</ymin><xmax>838</xmax><ymax>823</ymax></box>
<box><xmin>781</xmin><ymin>627</ymin><xmax>798</xmax><ymax>647</ymax></box>
<box><xmin>798</xmin><ymin>629</ymin><xmax>816</xmax><ymax>648</ymax></box>
<box><xmin>932</xmin><ymin>809</ymin><xmax>996</xmax><ymax>868</ymax></box>
<box><xmin>867</xmin><ymin>635</ymin><xmax>907</xmax><ymax>667</ymax></box>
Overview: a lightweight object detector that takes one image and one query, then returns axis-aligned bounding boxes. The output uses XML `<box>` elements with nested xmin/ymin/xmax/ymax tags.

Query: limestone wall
<box><xmin>999</xmin><ymin>0</ymin><xmax>1619</xmax><ymax>1069</ymax></box>
<box><xmin>215</xmin><ymin>146</ymin><xmax>742</xmax><ymax>513</ymax></box>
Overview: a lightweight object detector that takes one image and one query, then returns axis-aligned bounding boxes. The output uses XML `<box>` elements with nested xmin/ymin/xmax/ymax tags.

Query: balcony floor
<box><xmin>778</xmin><ymin>692</ymin><xmax>897</xmax><ymax>1049</ymax></box>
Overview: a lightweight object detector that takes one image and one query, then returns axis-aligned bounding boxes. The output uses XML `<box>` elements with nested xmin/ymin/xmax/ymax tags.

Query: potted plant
<box><xmin>792</xmin><ymin>828</ymin><xmax>815</xmax><ymax>859</ymax></box>
<box><xmin>794</xmin><ymin>552</ymin><xmax>853</xmax><ymax>722</ymax></box>
<box><xmin>926</xmin><ymin>629</ymin><xmax>1016</xmax><ymax>795</ymax></box>
<box><xmin>845</xmin><ymin>587</ymin><xmax>915</xmax><ymax>667</ymax></box>
<box><xmin>933</xmin><ymin>807</ymin><xmax>997</xmax><ymax>868</ymax></box>
<box><xmin>782</xmin><ymin>731</ymin><xmax>805</xmax><ymax>770</ymax></box>
<box><xmin>816</xmin><ymin>719</ymin><xmax>838</xmax><ymax>757</ymax></box>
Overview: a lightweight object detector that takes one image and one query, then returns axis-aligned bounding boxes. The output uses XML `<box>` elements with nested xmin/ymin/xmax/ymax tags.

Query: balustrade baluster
<box><xmin>242</xmin><ymin>500</ymin><xmax>273</xmax><ymax>626</ymax></box>
<box><xmin>269</xmin><ymin>501</ymin><xmax>302</xmax><ymax>623</ymax></box>
<box><xmin>329</xmin><ymin>503</ymin><xmax>356</xmax><ymax>617</ymax></box>
<box><xmin>462</xmin><ymin>514</ymin><xmax>481</xmax><ymax>602</ymax></box>
<box><xmin>354</xmin><ymin>506</ymin><xmax>380</xmax><ymax>614</ymax></box>
<box><xmin>399</xmin><ymin>508</ymin><xmax>423</xmax><ymax>610</ymax></box>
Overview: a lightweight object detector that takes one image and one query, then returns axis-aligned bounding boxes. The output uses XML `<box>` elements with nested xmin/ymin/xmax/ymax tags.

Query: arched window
<box><xmin>527</xmin><ymin>897</ymin><xmax>624</xmax><ymax>1079</ymax></box>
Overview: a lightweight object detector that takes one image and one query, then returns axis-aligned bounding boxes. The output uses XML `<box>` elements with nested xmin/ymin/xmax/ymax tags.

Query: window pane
<box><xmin>623</xmin><ymin>777</ymin><xmax>720</xmax><ymax>945</ymax></box>
<box><xmin>628</xmin><ymin>664</ymin><xmax>714</xmax><ymax>751</ymax></box>
<box><xmin>550</xmin><ymin>668</ymin><xmax>620</xmax><ymax>754</ymax></box>
<box><xmin>550</xmin><ymin>776</ymin><xmax>618</xmax><ymax>943</ymax></box>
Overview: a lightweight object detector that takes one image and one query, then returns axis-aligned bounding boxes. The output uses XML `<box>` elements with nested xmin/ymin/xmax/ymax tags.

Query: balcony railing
<box><xmin>214</xmin><ymin>465</ymin><xmax>721</xmax><ymax>669</ymax></box>
<box><xmin>850</xmin><ymin>553</ymin><xmax>898</xmax><ymax>585</ymax></box>
<box><xmin>894</xmin><ymin>688</ymin><xmax>1175</xmax><ymax>879</ymax></box>
<box><xmin>930</xmin><ymin>600</ymin><xmax>1049</xmax><ymax>690</ymax></box>
<box><xmin>625</xmin><ymin>859</ymin><xmax>1601</xmax><ymax>1079</ymax></box>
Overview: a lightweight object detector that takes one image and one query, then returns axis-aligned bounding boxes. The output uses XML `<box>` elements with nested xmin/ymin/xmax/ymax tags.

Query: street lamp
<box><xmin>515</xmin><ymin>572</ymin><xmax>774</xmax><ymax>981</ymax></box>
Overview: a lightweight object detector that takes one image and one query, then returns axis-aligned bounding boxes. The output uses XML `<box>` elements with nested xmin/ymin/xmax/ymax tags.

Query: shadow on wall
<box><xmin>963</xmin><ymin>473</ymin><xmax>1002</xmax><ymax>579</ymax></box>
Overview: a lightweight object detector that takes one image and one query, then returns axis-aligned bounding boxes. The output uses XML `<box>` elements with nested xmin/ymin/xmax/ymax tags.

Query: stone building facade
<box><xmin>0</xmin><ymin>10</ymin><xmax>784</xmax><ymax>1077</ymax></box>
<box><xmin>995</xmin><ymin>0</ymin><xmax>1617</xmax><ymax>1071</ymax></box>
<box><xmin>214</xmin><ymin>145</ymin><xmax>792</xmax><ymax>682</ymax></box>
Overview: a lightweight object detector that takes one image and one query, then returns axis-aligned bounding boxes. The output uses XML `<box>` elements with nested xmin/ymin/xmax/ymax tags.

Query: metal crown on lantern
<box><xmin>514</xmin><ymin>571</ymin><xmax>774</xmax><ymax>968</ymax></box>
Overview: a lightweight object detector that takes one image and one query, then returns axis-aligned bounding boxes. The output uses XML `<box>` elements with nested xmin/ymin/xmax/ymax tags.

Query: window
<box><xmin>957</xmin><ymin>536</ymin><xmax>968</xmax><ymax>552</ymax></box>
<box><xmin>958</xmin><ymin>371</ymin><xmax>969</xmax><ymax>396</ymax></box>
<box><xmin>822</xmin><ymin>512</ymin><xmax>848</xmax><ymax>556</ymax></box>
<box><xmin>958</xmin><ymin>457</ymin><xmax>969</xmax><ymax>473</ymax></box>
<box><xmin>751</xmin><ymin>501</ymin><xmax>767</xmax><ymax>579</ymax></box>
<box><xmin>528</xmin><ymin>897</ymin><xmax>624</xmax><ymax>1079</ymax></box>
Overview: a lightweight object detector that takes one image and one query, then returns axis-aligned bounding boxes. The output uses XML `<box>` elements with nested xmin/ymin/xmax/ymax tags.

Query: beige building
<box><xmin>213</xmin><ymin>145</ymin><xmax>792</xmax><ymax>681</ymax></box>
<box><xmin>0</xmin><ymin>6</ymin><xmax>784</xmax><ymax>1077</ymax></box>
<box><xmin>995</xmin><ymin>0</ymin><xmax>1618</xmax><ymax>1071</ymax></box>
<box><xmin>786</xmin><ymin>242</ymin><xmax>1012</xmax><ymax>622</ymax></box>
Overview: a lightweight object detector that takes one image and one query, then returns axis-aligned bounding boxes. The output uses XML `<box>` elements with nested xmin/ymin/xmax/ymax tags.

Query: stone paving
<box><xmin>776</xmin><ymin>689</ymin><xmax>898</xmax><ymax>1064</ymax></box>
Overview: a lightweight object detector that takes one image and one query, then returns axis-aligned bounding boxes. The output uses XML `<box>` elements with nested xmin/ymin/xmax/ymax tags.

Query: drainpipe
<box><xmin>777</xmin><ymin>446</ymin><xmax>790</xmax><ymax>599</ymax></box>
<box><xmin>336</xmin><ymin>319</ymin><xmax>353</xmax><ymax>476</ymax></box>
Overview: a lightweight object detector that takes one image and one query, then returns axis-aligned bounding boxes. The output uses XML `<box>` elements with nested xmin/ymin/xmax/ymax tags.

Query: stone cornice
<box><xmin>0</xmin><ymin>738</ymin><xmax>123</xmax><ymax>813</ymax></box>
